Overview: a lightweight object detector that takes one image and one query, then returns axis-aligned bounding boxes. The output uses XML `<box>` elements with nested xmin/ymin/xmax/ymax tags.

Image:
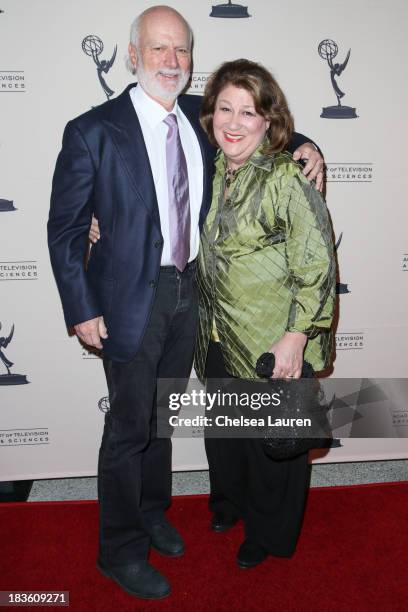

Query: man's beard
<box><xmin>137</xmin><ymin>60</ymin><xmax>190</xmax><ymax>101</ymax></box>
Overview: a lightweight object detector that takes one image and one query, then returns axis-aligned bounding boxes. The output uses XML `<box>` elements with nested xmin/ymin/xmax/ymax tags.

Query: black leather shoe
<box><xmin>97</xmin><ymin>559</ymin><xmax>170</xmax><ymax>599</ymax></box>
<box><xmin>236</xmin><ymin>539</ymin><xmax>268</xmax><ymax>569</ymax></box>
<box><xmin>148</xmin><ymin>518</ymin><xmax>185</xmax><ymax>557</ymax></box>
<box><xmin>211</xmin><ymin>512</ymin><xmax>239</xmax><ymax>533</ymax></box>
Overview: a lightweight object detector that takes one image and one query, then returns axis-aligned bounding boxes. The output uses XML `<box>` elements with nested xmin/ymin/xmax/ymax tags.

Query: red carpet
<box><xmin>0</xmin><ymin>482</ymin><xmax>407</xmax><ymax>611</ymax></box>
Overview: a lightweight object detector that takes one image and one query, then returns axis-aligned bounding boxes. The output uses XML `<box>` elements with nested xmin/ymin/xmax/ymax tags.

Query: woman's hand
<box><xmin>89</xmin><ymin>215</ymin><xmax>101</xmax><ymax>243</ymax></box>
<box><xmin>267</xmin><ymin>331</ymin><xmax>307</xmax><ymax>379</ymax></box>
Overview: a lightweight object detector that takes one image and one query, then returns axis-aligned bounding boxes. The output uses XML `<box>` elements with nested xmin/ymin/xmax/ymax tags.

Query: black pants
<box><xmin>98</xmin><ymin>262</ymin><xmax>198</xmax><ymax>566</ymax></box>
<box><xmin>204</xmin><ymin>341</ymin><xmax>311</xmax><ymax>557</ymax></box>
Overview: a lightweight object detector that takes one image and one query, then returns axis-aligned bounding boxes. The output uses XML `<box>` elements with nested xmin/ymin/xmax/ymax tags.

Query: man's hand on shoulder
<box><xmin>293</xmin><ymin>143</ymin><xmax>325</xmax><ymax>192</ymax></box>
<box><xmin>74</xmin><ymin>316</ymin><xmax>108</xmax><ymax>349</ymax></box>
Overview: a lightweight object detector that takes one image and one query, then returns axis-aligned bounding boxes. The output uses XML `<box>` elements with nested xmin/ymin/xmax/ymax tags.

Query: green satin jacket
<box><xmin>194</xmin><ymin>145</ymin><xmax>336</xmax><ymax>380</ymax></box>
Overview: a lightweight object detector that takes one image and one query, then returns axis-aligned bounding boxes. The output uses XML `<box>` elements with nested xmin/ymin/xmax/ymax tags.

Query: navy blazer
<box><xmin>48</xmin><ymin>84</ymin><xmax>313</xmax><ymax>362</ymax></box>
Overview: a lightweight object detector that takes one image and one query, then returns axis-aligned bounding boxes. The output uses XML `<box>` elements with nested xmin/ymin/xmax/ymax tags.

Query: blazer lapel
<box><xmin>102</xmin><ymin>84</ymin><xmax>161</xmax><ymax>226</ymax></box>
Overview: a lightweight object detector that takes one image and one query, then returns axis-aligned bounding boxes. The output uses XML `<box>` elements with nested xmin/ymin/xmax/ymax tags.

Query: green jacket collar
<box><xmin>214</xmin><ymin>140</ymin><xmax>275</xmax><ymax>175</ymax></box>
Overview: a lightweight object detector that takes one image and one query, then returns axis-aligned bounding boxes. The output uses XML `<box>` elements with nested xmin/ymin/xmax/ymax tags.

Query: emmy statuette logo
<box><xmin>0</xmin><ymin>199</ymin><xmax>16</xmax><ymax>212</ymax></box>
<box><xmin>0</xmin><ymin>323</ymin><xmax>29</xmax><ymax>385</ymax></box>
<box><xmin>82</xmin><ymin>35</ymin><xmax>117</xmax><ymax>101</ymax></box>
<box><xmin>98</xmin><ymin>396</ymin><xmax>110</xmax><ymax>413</ymax></box>
<box><xmin>318</xmin><ymin>39</ymin><xmax>357</xmax><ymax>119</ymax></box>
<box><xmin>210</xmin><ymin>0</ymin><xmax>250</xmax><ymax>18</ymax></box>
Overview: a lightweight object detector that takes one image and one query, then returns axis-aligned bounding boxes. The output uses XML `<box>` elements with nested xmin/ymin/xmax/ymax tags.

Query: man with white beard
<box><xmin>48</xmin><ymin>5</ymin><xmax>324</xmax><ymax>600</ymax></box>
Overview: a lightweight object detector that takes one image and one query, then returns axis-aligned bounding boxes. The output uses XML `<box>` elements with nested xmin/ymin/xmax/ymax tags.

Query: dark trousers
<box><xmin>204</xmin><ymin>341</ymin><xmax>311</xmax><ymax>557</ymax></box>
<box><xmin>98</xmin><ymin>262</ymin><xmax>198</xmax><ymax>566</ymax></box>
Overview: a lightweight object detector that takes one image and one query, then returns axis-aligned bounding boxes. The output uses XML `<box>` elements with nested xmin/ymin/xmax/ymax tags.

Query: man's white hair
<box><xmin>125</xmin><ymin>5</ymin><xmax>193</xmax><ymax>75</ymax></box>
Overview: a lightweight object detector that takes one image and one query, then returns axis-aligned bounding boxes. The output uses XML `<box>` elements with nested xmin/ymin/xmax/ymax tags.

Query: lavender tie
<box><xmin>163</xmin><ymin>114</ymin><xmax>191</xmax><ymax>272</ymax></box>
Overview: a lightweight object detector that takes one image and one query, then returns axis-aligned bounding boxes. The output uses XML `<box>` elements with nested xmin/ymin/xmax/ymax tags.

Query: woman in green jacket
<box><xmin>195</xmin><ymin>59</ymin><xmax>335</xmax><ymax>568</ymax></box>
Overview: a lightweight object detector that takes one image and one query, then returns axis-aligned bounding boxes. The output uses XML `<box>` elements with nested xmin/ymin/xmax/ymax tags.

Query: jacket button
<box><xmin>149</xmin><ymin>280</ymin><xmax>156</xmax><ymax>288</ymax></box>
<box><xmin>154</xmin><ymin>240</ymin><xmax>162</xmax><ymax>248</ymax></box>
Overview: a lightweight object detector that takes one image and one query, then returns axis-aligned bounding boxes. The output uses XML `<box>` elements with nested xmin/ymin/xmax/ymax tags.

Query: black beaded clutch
<box><xmin>255</xmin><ymin>352</ymin><xmax>332</xmax><ymax>460</ymax></box>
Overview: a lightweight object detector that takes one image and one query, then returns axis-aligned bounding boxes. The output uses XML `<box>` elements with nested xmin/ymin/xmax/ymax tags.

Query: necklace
<box><xmin>224</xmin><ymin>166</ymin><xmax>237</xmax><ymax>188</ymax></box>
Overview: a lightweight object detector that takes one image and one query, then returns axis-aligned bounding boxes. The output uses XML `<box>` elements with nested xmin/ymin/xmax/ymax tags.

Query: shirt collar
<box><xmin>130</xmin><ymin>84</ymin><xmax>181</xmax><ymax>129</ymax></box>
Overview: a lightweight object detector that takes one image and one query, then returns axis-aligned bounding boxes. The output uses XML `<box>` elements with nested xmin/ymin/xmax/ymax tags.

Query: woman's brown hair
<box><xmin>200</xmin><ymin>58</ymin><xmax>294</xmax><ymax>154</ymax></box>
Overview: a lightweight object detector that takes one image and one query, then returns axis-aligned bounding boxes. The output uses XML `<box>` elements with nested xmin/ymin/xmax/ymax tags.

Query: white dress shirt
<box><xmin>129</xmin><ymin>85</ymin><xmax>204</xmax><ymax>265</ymax></box>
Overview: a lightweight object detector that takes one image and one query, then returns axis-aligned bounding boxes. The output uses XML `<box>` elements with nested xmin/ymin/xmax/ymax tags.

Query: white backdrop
<box><xmin>1</xmin><ymin>0</ymin><xmax>408</xmax><ymax>480</ymax></box>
